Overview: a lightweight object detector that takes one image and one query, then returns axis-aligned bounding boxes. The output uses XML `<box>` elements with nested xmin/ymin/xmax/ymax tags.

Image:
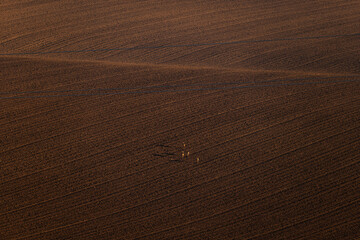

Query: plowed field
<box><xmin>1</xmin><ymin>1</ymin><xmax>359</xmax><ymax>239</ymax></box>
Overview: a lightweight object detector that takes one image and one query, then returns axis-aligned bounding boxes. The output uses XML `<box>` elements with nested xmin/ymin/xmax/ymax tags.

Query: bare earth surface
<box><xmin>1</xmin><ymin>1</ymin><xmax>359</xmax><ymax>239</ymax></box>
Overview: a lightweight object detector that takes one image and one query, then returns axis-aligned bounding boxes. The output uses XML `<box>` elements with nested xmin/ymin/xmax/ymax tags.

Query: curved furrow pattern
<box><xmin>1</xmin><ymin>1</ymin><xmax>359</xmax><ymax>239</ymax></box>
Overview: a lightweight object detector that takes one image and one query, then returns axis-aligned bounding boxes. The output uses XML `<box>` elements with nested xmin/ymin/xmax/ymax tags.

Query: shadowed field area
<box><xmin>1</xmin><ymin>1</ymin><xmax>359</xmax><ymax>239</ymax></box>
<box><xmin>1</xmin><ymin>0</ymin><xmax>360</xmax><ymax>73</ymax></box>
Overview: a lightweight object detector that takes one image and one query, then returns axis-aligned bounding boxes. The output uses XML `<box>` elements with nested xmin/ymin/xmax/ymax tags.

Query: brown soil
<box><xmin>1</xmin><ymin>1</ymin><xmax>359</xmax><ymax>239</ymax></box>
